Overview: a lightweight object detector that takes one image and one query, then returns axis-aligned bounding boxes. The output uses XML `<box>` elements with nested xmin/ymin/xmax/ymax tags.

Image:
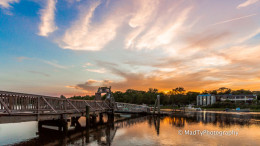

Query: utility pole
<box><xmin>153</xmin><ymin>95</ymin><xmax>160</xmax><ymax>115</ymax></box>
<box><xmin>157</xmin><ymin>95</ymin><xmax>160</xmax><ymax>114</ymax></box>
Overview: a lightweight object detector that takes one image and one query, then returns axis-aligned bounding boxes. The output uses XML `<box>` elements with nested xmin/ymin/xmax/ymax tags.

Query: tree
<box><xmin>60</xmin><ymin>95</ymin><xmax>66</xmax><ymax>99</ymax></box>
<box><xmin>232</xmin><ymin>89</ymin><xmax>253</xmax><ymax>95</ymax></box>
<box><xmin>172</xmin><ymin>87</ymin><xmax>186</xmax><ymax>95</ymax></box>
<box><xmin>202</xmin><ymin>90</ymin><xmax>209</xmax><ymax>94</ymax></box>
<box><xmin>186</xmin><ymin>91</ymin><xmax>200</xmax><ymax>104</ymax></box>
<box><xmin>209</xmin><ymin>90</ymin><xmax>217</xmax><ymax>95</ymax></box>
<box><xmin>218</xmin><ymin>87</ymin><xmax>231</xmax><ymax>94</ymax></box>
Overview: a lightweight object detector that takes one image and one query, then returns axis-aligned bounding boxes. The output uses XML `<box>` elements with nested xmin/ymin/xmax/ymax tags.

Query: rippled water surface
<box><xmin>1</xmin><ymin>111</ymin><xmax>260</xmax><ymax>145</ymax></box>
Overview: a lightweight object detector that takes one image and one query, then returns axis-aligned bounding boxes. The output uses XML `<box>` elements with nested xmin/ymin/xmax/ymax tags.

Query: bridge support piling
<box><xmin>61</xmin><ymin>114</ymin><xmax>68</xmax><ymax>132</ymax></box>
<box><xmin>107</xmin><ymin>112</ymin><xmax>114</xmax><ymax>123</ymax></box>
<box><xmin>38</xmin><ymin>121</ymin><xmax>43</xmax><ymax>132</ymax></box>
<box><xmin>85</xmin><ymin>106</ymin><xmax>90</xmax><ymax>128</ymax></box>
<box><xmin>90</xmin><ymin>114</ymin><xmax>97</xmax><ymax>127</ymax></box>
<box><xmin>99</xmin><ymin>113</ymin><xmax>104</xmax><ymax>124</ymax></box>
<box><xmin>71</xmin><ymin>116</ymin><xmax>80</xmax><ymax>127</ymax></box>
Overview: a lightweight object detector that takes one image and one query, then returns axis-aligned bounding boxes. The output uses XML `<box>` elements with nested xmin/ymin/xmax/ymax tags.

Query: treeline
<box><xmin>201</xmin><ymin>87</ymin><xmax>255</xmax><ymax>95</ymax></box>
<box><xmin>113</xmin><ymin>88</ymin><xmax>199</xmax><ymax>106</ymax></box>
<box><xmin>67</xmin><ymin>87</ymin><xmax>259</xmax><ymax>106</ymax></box>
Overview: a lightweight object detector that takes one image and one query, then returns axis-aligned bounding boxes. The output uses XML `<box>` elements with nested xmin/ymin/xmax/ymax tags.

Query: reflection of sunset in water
<box><xmin>1</xmin><ymin>112</ymin><xmax>260</xmax><ymax>145</ymax></box>
<box><xmin>112</xmin><ymin>113</ymin><xmax>260</xmax><ymax>146</ymax></box>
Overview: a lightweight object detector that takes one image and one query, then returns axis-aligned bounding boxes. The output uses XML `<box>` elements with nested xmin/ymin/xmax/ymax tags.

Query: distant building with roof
<box><xmin>197</xmin><ymin>94</ymin><xmax>257</xmax><ymax>106</ymax></box>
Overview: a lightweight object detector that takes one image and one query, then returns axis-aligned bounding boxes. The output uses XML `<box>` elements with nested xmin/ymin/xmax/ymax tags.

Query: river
<box><xmin>1</xmin><ymin>111</ymin><xmax>260</xmax><ymax>145</ymax></box>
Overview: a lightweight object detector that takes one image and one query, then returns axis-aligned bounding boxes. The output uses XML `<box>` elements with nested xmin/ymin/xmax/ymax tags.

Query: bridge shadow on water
<box><xmin>12</xmin><ymin>114</ymin><xmax>150</xmax><ymax>146</ymax></box>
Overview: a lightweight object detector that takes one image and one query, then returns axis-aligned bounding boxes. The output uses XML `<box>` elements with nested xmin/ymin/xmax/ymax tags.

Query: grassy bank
<box><xmin>201</xmin><ymin>108</ymin><xmax>226</xmax><ymax>111</ymax></box>
<box><xmin>201</xmin><ymin>107</ymin><xmax>260</xmax><ymax>112</ymax></box>
<box><xmin>160</xmin><ymin>105</ymin><xmax>179</xmax><ymax>109</ymax></box>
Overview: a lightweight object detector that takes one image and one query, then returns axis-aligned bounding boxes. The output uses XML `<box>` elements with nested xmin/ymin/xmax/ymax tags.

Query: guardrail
<box><xmin>115</xmin><ymin>102</ymin><xmax>149</xmax><ymax>113</ymax></box>
<box><xmin>0</xmin><ymin>91</ymin><xmax>111</xmax><ymax>115</ymax></box>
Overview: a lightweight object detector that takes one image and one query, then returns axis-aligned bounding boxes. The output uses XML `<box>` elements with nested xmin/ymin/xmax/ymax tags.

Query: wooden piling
<box><xmin>86</xmin><ymin>106</ymin><xmax>90</xmax><ymax>127</ymax></box>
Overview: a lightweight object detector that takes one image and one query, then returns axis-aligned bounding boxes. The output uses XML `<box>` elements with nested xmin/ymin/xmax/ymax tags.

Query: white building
<box><xmin>197</xmin><ymin>94</ymin><xmax>216</xmax><ymax>106</ymax></box>
<box><xmin>197</xmin><ymin>94</ymin><xmax>258</xmax><ymax>106</ymax></box>
<box><xmin>216</xmin><ymin>94</ymin><xmax>257</xmax><ymax>103</ymax></box>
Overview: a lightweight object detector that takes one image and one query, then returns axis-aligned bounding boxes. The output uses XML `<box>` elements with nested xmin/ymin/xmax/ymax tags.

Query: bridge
<box><xmin>0</xmin><ymin>90</ymin><xmax>153</xmax><ymax>129</ymax></box>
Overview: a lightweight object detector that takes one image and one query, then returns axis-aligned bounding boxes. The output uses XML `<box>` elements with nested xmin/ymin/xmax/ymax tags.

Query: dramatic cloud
<box><xmin>125</xmin><ymin>2</ymin><xmax>192</xmax><ymax>51</ymax></box>
<box><xmin>3</xmin><ymin>0</ymin><xmax>260</xmax><ymax>96</ymax></box>
<box><xmin>38</xmin><ymin>0</ymin><xmax>58</xmax><ymax>36</ymax></box>
<box><xmin>68</xmin><ymin>79</ymin><xmax>113</xmax><ymax>93</ymax></box>
<box><xmin>56</xmin><ymin>0</ymin><xmax>260</xmax><ymax>94</ymax></box>
<box><xmin>68</xmin><ymin>53</ymin><xmax>260</xmax><ymax>93</ymax></box>
<box><xmin>237</xmin><ymin>0</ymin><xmax>259</xmax><ymax>8</ymax></box>
<box><xmin>0</xmin><ymin>0</ymin><xmax>19</xmax><ymax>8</ymax></box>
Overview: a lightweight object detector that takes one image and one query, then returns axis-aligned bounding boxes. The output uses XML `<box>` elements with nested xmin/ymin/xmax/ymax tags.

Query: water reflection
<box><xmin>12</xmin><ymin>114</ymin><xmax>149</xmax><ymax>146</ymax></box>
<box><xmin>1</xmin><ymin>111</ymin><xmax>260</xmax><ymax>145</ymax></box>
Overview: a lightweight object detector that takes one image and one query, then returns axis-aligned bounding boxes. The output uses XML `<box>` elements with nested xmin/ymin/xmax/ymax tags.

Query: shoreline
<box><xmin>161</xmin><ymin>108</ymin><xmax>260</xmax><ymax>112</ymax></box>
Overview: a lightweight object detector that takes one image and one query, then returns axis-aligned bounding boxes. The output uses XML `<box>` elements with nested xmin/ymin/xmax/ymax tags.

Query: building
<box><xmin>197</xmin><ymin>94</ymin><xmax>258</xmax><ymax>106</ymax></box>
<box><xmin>197</xmin><ymin>94</ymin><xmax>216</xmax><ymax>106</ymax></box>
<box><xmin>216</xmin><ymin>94</ymin><xmax>257</xmax><ymax>103</ymax></box>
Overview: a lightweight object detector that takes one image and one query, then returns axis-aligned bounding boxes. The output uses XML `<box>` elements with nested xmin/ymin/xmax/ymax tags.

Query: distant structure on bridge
<box><xmin>95</xmin><ymin>86</ymin><xmax>113</xmax><ymax>100</ymax></box>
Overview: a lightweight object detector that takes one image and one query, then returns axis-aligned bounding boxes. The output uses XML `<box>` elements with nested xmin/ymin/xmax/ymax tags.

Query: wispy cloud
<box><xmin>211</xmin><ymin>13</ymin><xmax>257</xmax><ymax>26</ymax></box>
<box><xmin>38</xmin><ymin>0</ymin><xmax>58</xmax><ymax>37</ymax></box>
<box><xmin>126</xmin><ymin>3</ymin><xmax>193</xmax><ymax>51</ymax></box>
<box><xmin>29</xmin><ymin>71</ymin><xmax>50</xmax><ymax>77</ymax></box>
<box><xmin>86</xmin><ymin>68</ymin><xmax>106</xmax><ymax>73</ymax></box>
<box><xmin>42</xmin><ymin>60</ymin><xmax>67</xmax><ymax>69</ymax></box>
<box><xmin>0</xmin><ymin>0</ymin><xmax>19</xmax><ymax>8</ymax></box>
<box><xmin>82</xmin><ymin>62</ymin><xmax>93</xmax><ymax>67</ymax></box>
<box><xmin>15</xmin><ymin>56</ymin><xmax>31</xmax><ymax>62</ymax></box>
<box><xmin>59</xmin><ymin>0</ymin><xmax>125</xmax><ymax>51</ymax></box>
<box><xmin>0</xmin><ymin>0</ymin><xmax>19</xmax><ymax>15</ymax></box>
<box><xmin>237</xmin><ymin>0</ymin><xmax>259</xmax><ymax>8</ymax></box>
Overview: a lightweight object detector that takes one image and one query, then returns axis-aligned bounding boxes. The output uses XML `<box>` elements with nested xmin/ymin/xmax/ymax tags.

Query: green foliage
<box><xmin>231</xmin><ymin>89</ymin><xmax>253</xmax><ymax>95</ymax></box>
<box><xmin>70</xmin><ymin>95</ymin><xmax>95</xmax><ymax>100</ymax></box>
<box><xmin>60</xmin><ymin>95</ymin><xmax>66</xmax><ymax>99</ymax></box>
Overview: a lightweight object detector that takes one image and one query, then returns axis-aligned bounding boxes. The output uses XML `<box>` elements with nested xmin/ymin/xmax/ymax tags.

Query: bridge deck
<box><xmin>0</xmin><ymin>91</ymin><xmax>113</xmax><ymax>123</ymax></box>
<box><xmin>0</xmin><ymin>91</ymin><xmax>155</xmax><ymax>124</ymax></box>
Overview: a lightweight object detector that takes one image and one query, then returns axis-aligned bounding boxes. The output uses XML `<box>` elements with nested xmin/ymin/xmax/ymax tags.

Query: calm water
<box><xmin>1</xmin><ymin>111</ymin><xmax>260</xmax><ymax>145</ymax></box>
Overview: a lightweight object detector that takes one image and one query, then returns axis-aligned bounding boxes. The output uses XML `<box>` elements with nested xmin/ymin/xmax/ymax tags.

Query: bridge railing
<box><xmin>0</xmin><ymin>91</ymin><xmax>111</xmax><ymax>115</ymax></box>
<box><xmin>115</xmin><ymin>102</ymin><xmax>149</xmax><ymax>113</ymax></box>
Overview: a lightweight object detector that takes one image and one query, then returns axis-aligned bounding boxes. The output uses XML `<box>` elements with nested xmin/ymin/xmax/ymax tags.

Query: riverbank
<box><xmin>201</xmin><ymin>108</ymin><xmax>260</xmax><ymax>112</ymax></box>
<box><xmin>160</xmin><ymin>107</ymin><xmax>260</xmax><ymax>112</ymax></box>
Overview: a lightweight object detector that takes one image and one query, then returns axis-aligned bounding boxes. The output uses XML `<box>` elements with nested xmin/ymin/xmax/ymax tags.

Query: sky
<box><xmin>0</xmin><ymin>0</ymin><xmax>260</xmax><ymax>97</ymax></box>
